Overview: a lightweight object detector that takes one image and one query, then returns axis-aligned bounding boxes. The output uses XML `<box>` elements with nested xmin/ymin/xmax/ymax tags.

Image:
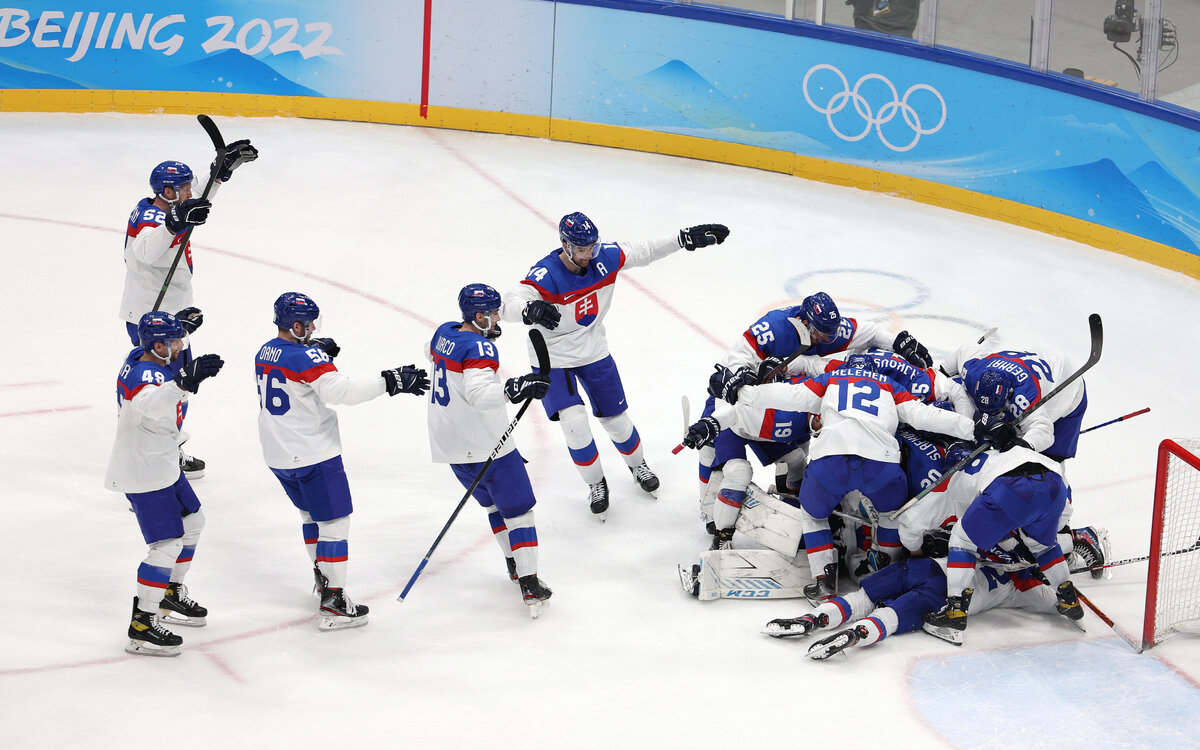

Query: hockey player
<box><xmin>120</xmin><ymin>142</ymin><xmax>257</xmax><ymax>477</ymax></box>
<box><xmin>681</xmin><ymin>379</ymin><xmax>811</xmax><ymax>550</ymax></box>
<box><xmin>427</xmin><ymin>284</ymin><xmax>554</xmax><ymax>616</ymax></box>
<box><xmin>104</xmin><ymin>311</ymin><xmax>224</xmax><ymax>656</ymax></box>
<box><xmin>919</xmin><ymin>440</ymin><xmax>1081</xmax><ymax>641</ymax></box>
<box><xmin>944</xmin><ymin>344</ymin><xmax>1087</xmax><ymax>462</ymax></box>
<box><xmin>793</xmin><ymin>350</ymin><xmax>973</xmax><ymax>416</ymax></box>
<box><xmin>704</xmin><ymin>354</ymin><xmax>974</xmax><ymax>602</ymax></box>
<box><xmin>762</xmin><ymin>555</ymin><xmax>1064</xmax><ymax>659</ymax></box>
<box><xmin>697</xmin><ymin>294</ymin><xmax>936</xmax><ymax>507</ymax></box>
<box><xmin>255</xmin><ymin>292</ymin><xmax>429</xmax><ymax>631</ymax></box>
<box><xmin>500</xmin><ymin>212</ymin><xmax>729</xmax><ymax>520</ymax></box>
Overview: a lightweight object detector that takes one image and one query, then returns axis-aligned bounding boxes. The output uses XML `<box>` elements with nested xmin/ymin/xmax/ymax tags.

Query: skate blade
<box><xmin>319</xmin><ymin>614</ymin><xmax>369</xmax><ymax>631</ymax></box>
<box><xmin>677</xmin><ymin>563</ymin><xmax>700</xmax><ymax>598</ymax></box>
<box><xmin>182</xmin><ymin>469</ymin><xmax>205</xmax><ymax>480</ymax></box>
<box><xmin>125</xmin><ymin>639</ymin><xmax>181</xmax><ymax>657</ymax></box>
<box><xmin>1064</xmin><ymin>615</ymin><xmax>1087</xmax><ymax>633</ymax></box>
<box><xmin>762</xmin><ymin>621</ymin><xmax>810</xmax><ymax>638</ymax></box>
<box><xmin>526</xmin><ymin>600</ymin><xmax>549</xmax><ymax>619</ymax></box>
<box><xmin>592</xmin><ymin>509</ymin><xmax>608</xmax><ymax>522</ymax></box>
<box><xmin>158</xmin><ymin>611</ymin><xmax>207</xmax><ymax>628</ymax></box>
<box><xmin>806</xmin><ymin>638</ymin><xmax>850</xmax><ymax>660</ymax></box>
<box><xmin>921</xmin><ymin>622</ymin><xmax>965</xmax><ymax>646</ymax></box>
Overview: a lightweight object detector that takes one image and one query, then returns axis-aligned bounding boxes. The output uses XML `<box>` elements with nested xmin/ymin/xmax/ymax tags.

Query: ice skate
<box><xmin>588</xmin><ymin>478</ymin><xmax>609</xmax><ymax>521</ymax></box>
<box><xmin>126</xmin><ymin>597</ymin><xmax>182</xmax><ymax>657</ymax></box>
<box><xmin>629</xmin><ymin>460</ymin><xmax>659</xmax><ymax>496</ymax></box>
<box><xmin>158</xmin><ymin>581</ymin><xmax>207</xmax><ymax>627</ymax></box>
<box><xmin>1055</xmin><ymin>581</ymin><xmax>1086</xmax><ymax>631</ymax></box>
<box><xmin>806</xmin><ymin>624</ymin><xmax>866</xmax><ymax>660</ymax></box>
<box><xmin>519</xmin><ymin>574</ymin><xmax>552</xmax><ymax>619</ymax></box>
<box><xmin>312</xmin><ymin>565</ymin><xmax>328</xmax><ymax>596</ymax></box>
<box><xmin>1069</xmin><ymin>526</ymin><xmax>1111</xmax><ymax>580</ymax></box>
<box><xmin>319</xmin><ymin>587</ymin><xmax>369</xmax><ymax>631</ymax></box>
<box><xmin>678</xmin><ymin>562</ymin><xmax>701</xmax><ymax>598</ymax></box>
<box><xmin>505</xmin><ymin>556</ymin><xmax>519</xmax><ymax>582</ymax></box>
<box><xmin>179</xmin><ymin>446</ymin><xmax>205</xmax><ymax>480</ymax></box>
<box><xmin>922</xmin><ymin>589</ymin><xmax>973</xmax><ymax>645</ymax></box>
<box><xmin>763</xmin><ymin>612</ymin><xmax>829</xmax><ymax>638</ymax></box>
<box><xmin>803</xmin><ymin>563</ymin><xmax>838</xmax><ymax>605</ymax></box>
<box><xmin>710</xmin><ymin>527</ymin><xmax>734</xmax><ymax>551</ymax></box>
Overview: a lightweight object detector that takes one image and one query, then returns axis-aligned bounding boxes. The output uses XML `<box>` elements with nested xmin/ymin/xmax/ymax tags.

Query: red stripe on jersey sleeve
<box><xmin>803</xmin><ymin>378</ymin><xmax>827</xmax><ymax>397</ymax></box>
<box><xmin>118</xmin><ymin>380</ymin><xmax>152</xmax><ymax>402</ymax></box>
<box><xmin>298</xmin><ymin>362</ymin><xmax>337</xmax><ymax>383</ymax></box>
<box><xmin>893</xmin><ymin>388</ymin><xmax>920</xmax><ymax>404</ymax></box>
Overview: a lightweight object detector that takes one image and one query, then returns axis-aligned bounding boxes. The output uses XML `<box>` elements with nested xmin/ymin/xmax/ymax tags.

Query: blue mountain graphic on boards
<box><xmin>628</xmin><ymin>59</ymin><xmax>749</xmax><ymax>130</ymax></box>
<box><xmin>1128</xmin><ymin>160</ymin><xmax>1200</xmax><ymax>243</ymax></box>
<box><xmin>0</xmin><ymin>59</ymin><xmax>84</xmax><ymax>89</ymax></box>
<box><xmin>170</xmin><ymin>50</ymin><xmax>322</xmax><ymax>97</ymax></box>
<box><xmin>982</xmin><ymin>158</ymin><xmax>1197</xmax><ymax>252</ymax></box>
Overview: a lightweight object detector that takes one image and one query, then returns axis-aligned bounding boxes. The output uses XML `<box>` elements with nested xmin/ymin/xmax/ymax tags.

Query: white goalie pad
<box><xmin>685</xmin><ymin>549</ymin><xmax>812</xmax><ymax>600</ymax></box>
<box><xmin>735</xmin><ymin>483</ymin><xmax>806</xmax><ymax>557</ymax></box>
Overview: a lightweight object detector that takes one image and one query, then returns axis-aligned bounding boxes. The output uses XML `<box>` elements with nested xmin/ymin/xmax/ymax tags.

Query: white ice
<box><xmin>2</xmin><ymin>113</ymin><xmax>1198</xmax><ymax>748</ymax></box>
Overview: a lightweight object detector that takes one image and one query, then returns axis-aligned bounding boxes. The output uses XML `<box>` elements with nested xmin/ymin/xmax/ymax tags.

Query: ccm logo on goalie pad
<box><xmin>721</xmin><ymin>578</ymin><xmax>785</xmax><ymax>597</ymax></box>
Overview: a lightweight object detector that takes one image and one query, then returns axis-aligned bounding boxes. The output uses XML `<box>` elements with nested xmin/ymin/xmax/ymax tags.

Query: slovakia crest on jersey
<box><xmin>575</xmin><ymin>293</ymin><xmax>599</xmax><ymax>327</ymax></box>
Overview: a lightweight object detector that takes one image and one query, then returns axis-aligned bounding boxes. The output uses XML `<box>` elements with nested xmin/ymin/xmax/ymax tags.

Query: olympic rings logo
<box><xmin>802</xmin><ymin>64</ymin><xmax>947</xmax><ymax>152</ymax></box>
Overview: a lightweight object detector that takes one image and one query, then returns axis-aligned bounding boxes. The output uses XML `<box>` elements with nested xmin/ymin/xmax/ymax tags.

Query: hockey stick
<box><xmin>977</xmin><ymin>326</ymin><xmax>998</xmax><ymax>345</ymax></box>
<box><xmin>1069</xmin><ymin>533</ymin><xmax>1200</xmax><ymax>575</ymax></box>
<box><xmin>1076</xmin><ymin>588</ymin><xmax>1143</xmax><ymax>652</ymax></box>
<box><xmin>397</xmin><ymin>329</ymin><xmax>550</xmax><ymax>603</ymax></box>
<box><xmin>1079</xmin><ymin>407</ymin><xmax>1150</xmax><ymax>435</ymax></box>
<box><xmin>888</xmin><ymin>313</ymin><xmax>1103</xmax><ymax>522</ymax></box>
<box><xmin>670</xmin><ymin>396</ymin><xmax>691</xmax><ymax>455</ymax></box>
<box><xmin>151</xmin><ymin>114</ymin><xmax>225</xmax><ymax>312</ymax></box>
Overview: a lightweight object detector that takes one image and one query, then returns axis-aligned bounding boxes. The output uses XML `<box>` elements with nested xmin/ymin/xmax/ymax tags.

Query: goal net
<box><xmin>1143</xmin><ymin>439</ymin><xmax>1200</xmax><ymax>648</ymax></box>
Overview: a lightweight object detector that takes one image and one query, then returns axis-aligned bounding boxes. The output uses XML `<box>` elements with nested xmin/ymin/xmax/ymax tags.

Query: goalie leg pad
<box><xmin>735</xmin><ymin>483</ymin><xmax>807</xmax><ymax>557</ymax></box>
<box><xmin>696</xmin><ymin>549</ymin><xmax>812</xmax><ymax>600</ymax></box>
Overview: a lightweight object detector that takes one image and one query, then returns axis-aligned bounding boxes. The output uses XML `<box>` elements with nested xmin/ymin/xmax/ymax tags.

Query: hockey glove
<box><xmin>893</xmin><ymin>330</ymin><xmax>933</xmax><ymax>369</ymax></box>
<box><xmin>486</xmin><ymin>322</ymin><xmax>502</xmax><ymax>341</ymax></box>
<box><xmin>522</xmin><ymin>300</ymin><xmax>561</xmax><ymax>330</ymax></box>
<box><xmin>678</xmin><ymin>223</ymin><xmax>730</xmax><ymax>251</ymax></box>
<box><xmin>921</xmin><ymin>528</ymin><xmax>952</xmax><ymax>558</ymax></box>
<box><xmin>974</xmin><ymin>415</ymin><xmax>1019</xmax><ymax>451</ymax></box>
<box><xmin>174</xmin><ymin>353</ymin><xmax>224</xmax><ymax>394</ymax></box>
<box><xmin>504</xmin><ymin>373</ymin><xmax>551</xmax><ymax>402</ymax></box>
<box><xmin>683</xmin><ymin>416</ymin><xmax>721</xmax><ymax>449</ymax></box>
<box><xmin>311</xmin><ymin>337</ymin><xmax>340</xmax><ymax>359</ymax></box>
<box><xmin>175</xmin><ymin>307</ymin><xmax>203</xmax><ymax>335</ymax></box>
<box><xmin>708</xmin><ymin>364</ymin><xmax>752</xmax><ymax>405</ymax></box>
<box><xmin>756</xmin><ymin>356</ymin><xmax>786</xmax><ymax>384</ymax></box>
<box><xmin>163</xmin><ymin>198</ymin><xmax>212</xmax><ymax>233</ymax></box>
<box><xmin>382</xmin><ymin>365</ymin><xmax>429</xmax><ymax>397</ymax></box>
<box><xmin>212</xmin><ymin>139</ymin><xmax>259</xmax><ymax>182</ymax></box>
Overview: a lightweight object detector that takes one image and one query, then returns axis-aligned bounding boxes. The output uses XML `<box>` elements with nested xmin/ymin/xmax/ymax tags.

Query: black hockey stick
<box><xmin>398</xmin><ymin>329</ymin><xmax>551</xmax><ymax>602</ymax></box>
<box><xmin>1079</xmin><ymin>407</ymin><xmax>1150</xmax><ymax>435</ymax></box>
<box><xmin>151</xmin><ymin>114</ymin><xmax>225</xmax><ymax>312</ymax></box>
<box><xmin>888</xmin><ymin>313</ymin><xmax>1104</xmax><ymax>522</ymax></box>
<box><xmin>1069</xmin><ymin>533</ymin><xmax>1200</xmax><ymax>575</ymax></box>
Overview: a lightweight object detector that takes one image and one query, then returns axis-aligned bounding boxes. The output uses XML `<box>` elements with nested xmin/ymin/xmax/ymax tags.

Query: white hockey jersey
<box><xmin>500</xmin><ymin>236</ymin><xmax>681</xmax><ymax>369</ymax></box>
<box><xmin>254</xmin><ymin>337</ymin><xmax>386</xmax><ymax>470</ymax></box>
<box><xmin>119</xmin><ymin>184</ymin><xmax>221</xmax><ymax>323</ymax></box>
<box><xmin>426</xmin><ymin>321</ymin><xmax>518</xmax><ymax>464</ymax></box>
<box><xmin>105</xmin><ymin>353</ymin><xmax>186</xmax><ymax>494</ymax></box>
<box><xmin>738</xmin><ymin>367</ymin><xmax>973</xmax><ymax>464</ymax></box>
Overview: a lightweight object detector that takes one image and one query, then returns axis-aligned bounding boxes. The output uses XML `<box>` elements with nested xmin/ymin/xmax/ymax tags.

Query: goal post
<box><xmin>1143</xmin><ymin>439</ymin><xmax>1200</xmax><ymax>649</ymax></box>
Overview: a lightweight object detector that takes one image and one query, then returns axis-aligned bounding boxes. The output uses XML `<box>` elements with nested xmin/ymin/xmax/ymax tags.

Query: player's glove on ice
<box><xmin>174</xmin><ymin>353</ymin><xmax>224</xmax><ymax>394</ymax></box>
<box><xmin>678</xmin><ymin>223</ymin><xmax>730</xmax><ymax>251</ymax></box>
<box><xmin>383</xmin><ymin>365</ymin><xmax>429</xmax><ymax>396</ymax></box>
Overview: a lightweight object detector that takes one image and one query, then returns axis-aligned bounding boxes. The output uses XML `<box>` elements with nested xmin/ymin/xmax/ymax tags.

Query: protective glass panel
<box><xmin>1050</xmin><ymin>0</ymin><xmax>1147</xmax><ymax>95</ymax></box>
<box><xmin>1155</xmin><ymin>1</ymin><xmax>1199</xmax><ymax>110</ymax></box>
<box><xmin>824</xmin><ymin>0</ymin><xmax>922</xmax><ymax>39</ymax></box>
<box><xmin>934</xmin><ymin>0</ymin><xmax>1038</xmax><ymax>66</ymax></box>
<box><xmin>687</xmin><ymin>0</ymin><xmax>818</xmax><ymax>22</ymax></box>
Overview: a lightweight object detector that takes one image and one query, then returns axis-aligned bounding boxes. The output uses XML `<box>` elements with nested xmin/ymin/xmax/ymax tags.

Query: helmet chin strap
<box><xmin>149</xmin><ymin>341</ymin><xmax>173</xmax><ymax>365</ymax></box>
<box><xmin>469</xmin><ymin>312</ymin><xmax>497</xmax><ymax>336</ymax></box>
<box><xmin>293</xmin><ymin>322</ymin><xmax>314</xmax><ymax>345</ymax></box>
<box><xmin>160</xmin><ymin>186</ymin><xmax>181</xmax><ymax>206</ymax></box>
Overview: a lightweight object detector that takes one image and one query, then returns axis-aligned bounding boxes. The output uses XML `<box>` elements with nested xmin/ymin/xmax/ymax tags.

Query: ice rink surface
<box><xmin>2</xmin><ymin>113</ymin><xmax>1198</xmax><ymax>748</ymax></box>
